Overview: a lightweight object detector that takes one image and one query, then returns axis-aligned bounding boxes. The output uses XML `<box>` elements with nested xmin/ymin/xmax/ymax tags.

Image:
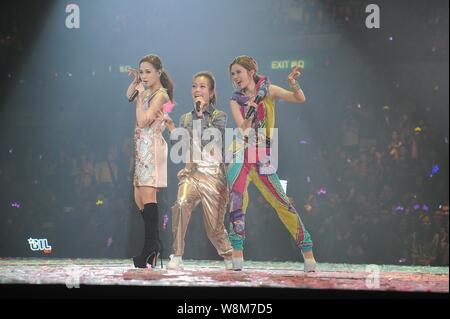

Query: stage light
<box><xmin>429</xmin><ymin>165</ymin><xmax>439</xmax><ymax>178</ymax></box>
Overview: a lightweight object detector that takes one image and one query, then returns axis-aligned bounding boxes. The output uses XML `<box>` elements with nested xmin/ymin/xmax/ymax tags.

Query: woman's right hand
<box><xmin>194</xmin><ymin>96</ymin><xmax>208</xmax><ymax>118</ymax></box>
<box><xmin>135</xmin><ymin>82</ymin><xmax>146</xmax><ymax>101</ymax></box>
<box><xmin>128</xmin><ymin>68</ymin><xmax>139</xmax><ymax>83</ymax></box>
<box><xmin>246</xmin><ymin>95</ymin><xmax>258</xmax><ymax>111</ymax></box>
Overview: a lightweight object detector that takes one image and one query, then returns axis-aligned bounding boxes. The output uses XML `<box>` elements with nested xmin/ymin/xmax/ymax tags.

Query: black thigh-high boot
<box><xmin>149</xmin><ymin>203</ymin><xmax>164</xmax><ymax>263</ymax></box>
<box><xmin>133</xmin><ymin>203</ymin><xmax>162</xmax><ymax>268</ymax></box>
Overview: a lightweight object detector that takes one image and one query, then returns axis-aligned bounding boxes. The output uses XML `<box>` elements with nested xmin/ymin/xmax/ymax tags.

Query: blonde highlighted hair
<box><xmin>229</xmin><ymin>55</ymin><xmax>261</xmax><ymax>83</ymax></box>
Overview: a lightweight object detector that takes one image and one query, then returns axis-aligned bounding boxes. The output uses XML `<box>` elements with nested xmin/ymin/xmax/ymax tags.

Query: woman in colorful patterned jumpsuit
<box><xmin>226</xmin><ymin>56</ymin><xmax>316</xmax><ymax>272</ymax></box>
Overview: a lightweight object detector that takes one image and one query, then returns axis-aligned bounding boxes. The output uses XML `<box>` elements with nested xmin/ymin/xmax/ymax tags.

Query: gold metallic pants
<box><xmin>171</xmin><ymin>166</ymin><xmax>232</xmax><ymax>259</ymax></box>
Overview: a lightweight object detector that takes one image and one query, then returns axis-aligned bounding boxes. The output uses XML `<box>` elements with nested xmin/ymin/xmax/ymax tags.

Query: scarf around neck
<box><xmin>231</xmin><ymin>76</ymin><xmax>270</xmax><ymax>129</ymax></box>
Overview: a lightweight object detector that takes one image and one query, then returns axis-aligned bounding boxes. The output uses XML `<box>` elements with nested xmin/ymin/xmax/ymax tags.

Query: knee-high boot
<box><xmin>133</xmin><ymin>203</ymin><xmax>163</xmax><ymax>268</ymax></box>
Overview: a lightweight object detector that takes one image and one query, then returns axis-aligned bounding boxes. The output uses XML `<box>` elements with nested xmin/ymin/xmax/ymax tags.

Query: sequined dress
<box><xmin>133</xmin><ymin>88</ymin><xmax>168</xmax><ymax>188</ymax></box>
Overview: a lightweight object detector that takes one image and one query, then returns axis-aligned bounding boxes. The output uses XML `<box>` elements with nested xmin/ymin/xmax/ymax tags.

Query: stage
<box><xmin>0</xmin><ymin>258</ymin><xmax>447</xmax><ymax>299</ymax></box>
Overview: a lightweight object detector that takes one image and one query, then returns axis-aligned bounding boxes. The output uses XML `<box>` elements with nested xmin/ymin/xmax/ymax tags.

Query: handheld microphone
<box><xmin>245</xmin><ymin>95</ymin><xmax>263</xmax><ymax>119</ymax></box>
<box><xmin>128</xmin><ymin>80</ymin><xmax>141</xmax><ymax>102</ymax></box>
<box><xmin>129</xmin><ymin>89</ymin><xmax>139</xmax><ymax>102</ymax></box>
<box><xmin>195</xmin><ymin>100</ymin><xmax>202</xmax><ymax>113</ymax></box>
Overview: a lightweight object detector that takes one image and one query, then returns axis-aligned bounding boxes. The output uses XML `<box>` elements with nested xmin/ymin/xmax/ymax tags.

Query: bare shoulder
<box><xmin>230</xmin><ymin>99</ymin><xmax>240</xmax><ymax>109</ymax></box>
<box><xmin>156</xmin><ymin>89</ymin><xmax>170</xmax><ymax>103</ymax></box>
<box><xmin>149</xmin><ymin>89</ymin><xmax>169</xmax><ymax>108</ymax></box>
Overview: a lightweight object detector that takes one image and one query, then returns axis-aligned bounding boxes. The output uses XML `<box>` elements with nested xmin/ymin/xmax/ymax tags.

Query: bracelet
<box><xmin>289</xmin><ymin>81</ymin><xmax>301</xmax><ymax>92</ymax></box>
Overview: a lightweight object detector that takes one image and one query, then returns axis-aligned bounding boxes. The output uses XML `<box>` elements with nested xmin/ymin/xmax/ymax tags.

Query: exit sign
<box><xmin>271</xmin><ymin>60</ymin><xmax>306</xmax><ymax>70</ymax></box>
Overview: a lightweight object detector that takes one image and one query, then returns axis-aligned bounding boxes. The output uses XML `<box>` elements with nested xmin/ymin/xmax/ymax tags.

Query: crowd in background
<box><xmin>1</xmin><ymin>0</ymin><xmax>448</xmax><ymax>265</ymax></box>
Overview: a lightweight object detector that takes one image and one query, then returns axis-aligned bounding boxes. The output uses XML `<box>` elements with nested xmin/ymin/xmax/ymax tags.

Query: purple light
<box><xmin>316</xmin><ymin>187</ymin><xmax>327</xmax><ymax>195</ymax></box>
<box><xmin>11</xmin><ymin>201</ymin><xmax>21</xmax><ymax>209</ymax></box>
<box><xmin>413</xmin><ymin>204</ymin><xmax>420</xmax><ymax>210</ymax></box>
<box><xmin>395</xmin><ymin>205</ymin><xmax>405</xmax><ymax>212</ymax></box>
<box><xmin>299</xmin><ymin>140</ymin><xmax>308</xmax><ymax>145</ymax></box>
<box><xmin>422</xmin><ymin>205</ymin><xmax>429</xmax><ymax>212</ymax></box>
<box><xmin>163</xmin><ymin>214</ymin><xmax>169</xmax><ymax>230</ymax></box>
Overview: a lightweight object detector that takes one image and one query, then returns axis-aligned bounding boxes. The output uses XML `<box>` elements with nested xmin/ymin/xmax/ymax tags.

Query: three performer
<box><xmin>127</xmin><ymin>54</ymin><xmax>316</xmax><ymax>272</ymax></box>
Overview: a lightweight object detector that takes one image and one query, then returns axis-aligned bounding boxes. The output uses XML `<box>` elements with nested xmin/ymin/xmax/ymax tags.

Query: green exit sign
<box><xmin>271</xmin><ymin>60</ymin><xmax>306</xmax><ymax>70</ymax></box>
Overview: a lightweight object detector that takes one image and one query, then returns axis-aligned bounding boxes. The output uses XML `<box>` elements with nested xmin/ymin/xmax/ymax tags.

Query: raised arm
<box><xmin>126</xmin><ymin>68</ymin><xmax>140</xmax><ymax>99</ymax></box>
<box><xmin>269</xmin><ymin>66</ymin><xmax>306</xmax><ymax>104</ymax></box>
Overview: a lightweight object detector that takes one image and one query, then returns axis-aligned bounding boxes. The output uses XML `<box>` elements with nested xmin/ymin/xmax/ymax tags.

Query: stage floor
<box><xmin>0</xmin><ymin>258</ymin><xmax>448</xmax><ymax>295</ymax></box>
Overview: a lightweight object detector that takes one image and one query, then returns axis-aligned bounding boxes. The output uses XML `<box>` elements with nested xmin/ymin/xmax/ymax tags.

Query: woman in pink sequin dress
<box><xmin>126</xmin><ymin>54</ymin><xmax>174</xmax><ymax>268</ymax></box>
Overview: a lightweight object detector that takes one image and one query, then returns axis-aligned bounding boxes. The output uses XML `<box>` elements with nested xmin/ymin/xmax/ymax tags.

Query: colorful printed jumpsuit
<box><xmin>226</xmin><ymin>77</ymin><xmax>313</xmax><ymax>254</ymax></box>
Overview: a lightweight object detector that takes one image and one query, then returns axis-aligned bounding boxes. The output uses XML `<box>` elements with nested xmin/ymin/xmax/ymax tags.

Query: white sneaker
<box><xmin>304</xmin><ymin>258</ymin><xmax>317</xmax><ymax>272</ymax></box>
<box><xmin>224</xmin><ymin>259</ymin><xmax>233</xmax><ymax>270</ymax></box>
<box><xmin>232</xmin><ymin>257</ymin><xmax>244</xmax><ymax>271</ymax></box>
<box><xmin>167</xmin><ymin>254</ymin><xmax>183</xmax><ymax>270</ymax></box>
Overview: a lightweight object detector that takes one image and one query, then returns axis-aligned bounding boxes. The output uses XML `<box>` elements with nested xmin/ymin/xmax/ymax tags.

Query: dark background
<box><xmin>0</xmin><ymin>0</ymin><xmax>448</xmax><ymax>266</ymax></box>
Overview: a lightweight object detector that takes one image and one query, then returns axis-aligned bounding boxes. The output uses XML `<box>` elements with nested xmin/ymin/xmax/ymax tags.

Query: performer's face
<box><xmin>139</xmin><ymin>62</ymin><xmax>160</xmax><ymax>87</ymax></box>
<box><xmin>230</xmin><ymin>63</ymin><xmax>255</xmax><ymax>90</ymax></box>
<box><xmin>192</xmin><ymin>76</ymin><xmax>212</xmax><ymax>105</ymax></box>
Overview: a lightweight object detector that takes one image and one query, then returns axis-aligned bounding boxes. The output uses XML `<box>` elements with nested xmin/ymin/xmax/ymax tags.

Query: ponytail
<box><xmin>160</xmin><ymin>70</ymin><xmax>174</xmax><ymax>101</ymax></box>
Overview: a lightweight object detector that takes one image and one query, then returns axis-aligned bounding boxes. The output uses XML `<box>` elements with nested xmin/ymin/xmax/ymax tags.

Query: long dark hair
<box><xmin>139</xmin><ymin>54</ymin><xmax>174</xmax><ymax>101</ymax></box>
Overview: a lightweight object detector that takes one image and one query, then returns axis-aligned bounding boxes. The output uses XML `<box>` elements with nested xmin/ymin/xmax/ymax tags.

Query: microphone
<box><xmin>245</xmin><ymin>95</ymin><xmax>263</xmax><ymax>120</ymax></box>
<box><xmin>129</xmin><ymin>89</ymin><xmax>139</xmax><ymax>102</ymax></box>
<box><xmin>128</xmin><ymin>80</ymin><xmax>141</xmax><ymax>102</ymax></box>
<box><xmin>195</xmin><ymin>100</ymin><xmax>202</xmax><ymax>113</ymax></box>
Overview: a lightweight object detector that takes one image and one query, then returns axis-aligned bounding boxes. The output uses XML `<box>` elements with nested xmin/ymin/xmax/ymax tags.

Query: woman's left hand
<box><xmin>155</xmin><ymin>110</ymin><xmax>164</xmax><ymax>120</ymax></box>
<box><xmin>288</xmin><ymin>66</ymin><xmax>302</xmax><ymax>86</ymax></box>
<box><xmin>163</xmin><ymin>113</ymin><xmax>176</xmax><ymax>132</ymax></box>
